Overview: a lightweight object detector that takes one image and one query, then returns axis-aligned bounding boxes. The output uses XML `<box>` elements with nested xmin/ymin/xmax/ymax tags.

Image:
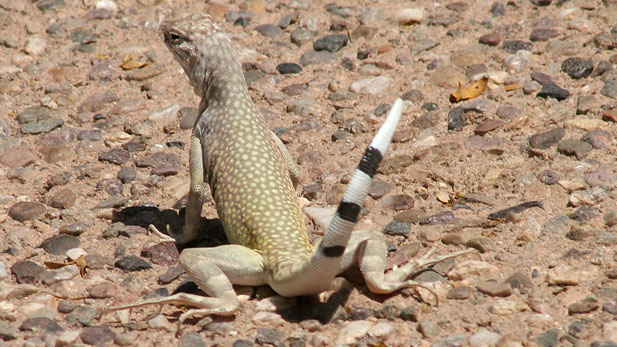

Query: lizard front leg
<box><xmin>150</xmin><ymin>134</ymin><xmax>206</xmax><ymax>244</ymax></box>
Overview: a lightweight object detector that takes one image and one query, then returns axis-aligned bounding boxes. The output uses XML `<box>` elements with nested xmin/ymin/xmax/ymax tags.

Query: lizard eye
<box><xmin>168</xmin><ymin>33</ymin><xmax>184</xmax><ymax>45</ymax></box>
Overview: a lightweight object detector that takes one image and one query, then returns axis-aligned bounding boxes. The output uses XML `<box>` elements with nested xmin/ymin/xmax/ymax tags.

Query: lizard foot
<box><xmin>148</xmin><ymin>224</ymin><xmax>176</xmax><ymax>244</ymax></box>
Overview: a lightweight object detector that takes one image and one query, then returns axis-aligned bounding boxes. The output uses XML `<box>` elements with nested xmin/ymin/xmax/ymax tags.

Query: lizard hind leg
<box><xmin>105</xmin><ymin>245</ymin><xmax>268</xmax><ymax>324</ymax></box>
<box><xmin>340</xmin><ymin>229</ymin><xmax>473</xmax><ymax>304</ymax></box>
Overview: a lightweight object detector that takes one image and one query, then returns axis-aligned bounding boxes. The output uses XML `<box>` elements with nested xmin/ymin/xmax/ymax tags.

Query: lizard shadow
<box><xmin>112</xmin><ymin>204</ymin><xmax>227</xmax><ymax>248</ymax></box>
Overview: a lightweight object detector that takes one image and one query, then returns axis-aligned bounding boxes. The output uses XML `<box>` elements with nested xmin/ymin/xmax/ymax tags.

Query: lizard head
<box><xmin>159</xmin><ymin>14</ymin><xmax>237</xmax><ymax>95</ymax></box>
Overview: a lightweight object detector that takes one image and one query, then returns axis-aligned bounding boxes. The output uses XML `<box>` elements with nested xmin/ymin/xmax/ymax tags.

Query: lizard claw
<box><xmin>148</xmin><ymin>224</ymin><xmax>177</xmax><ymax>244</ymax></box>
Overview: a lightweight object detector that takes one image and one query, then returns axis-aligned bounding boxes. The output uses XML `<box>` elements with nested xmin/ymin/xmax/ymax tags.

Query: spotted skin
<box><xmin>104</xmin><ymin>14</ymin><xmax>472</xmax><ymax>323</ymax></box>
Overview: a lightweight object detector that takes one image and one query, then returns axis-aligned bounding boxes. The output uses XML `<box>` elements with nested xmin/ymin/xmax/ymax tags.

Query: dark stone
<box><xmin>276</xmin><ymin>63</ymin><xmax>303</xmax><ymax>74</ymax></box>
<box><xmin>490</xmin><ymin>2</ymin><xmax>505</xmax><ymax>16</ymax></box>
<box><xmin>37</xmin><ymin>0</ymin><xmax>65</xmax><ymax>11</ymax></box>
<box><xmin>537</xmin><ymin>170</ymin><xmax>560</xmax><ymax>185</ymax></box>
<box><xmin>529</xmin><ymin>128</ymin><xmax>565</xmax><ymax>149</ymax></box>
<box><xmin>529</xmin><ymin>28</ymin><xmax>559</xmax><ymax>42</ymax></box>
<box><xmin>383</xmin><ymin>221</ymin><xmax>410</xmax><ymax>237</ymax></box>
<box><xmin>255</xmin><ymin>328</ymin><xmax>285</xmax><ymax>346</ymax></box>
<box><xmin>254</xmin><ymin>24</ymin><xmax>283</xmax><ymax>38</ymax></box>
<box><xmin>501</xmin><ymin>40</ymin><xmax>533</xmax><ymax>53</ymax></box>
<box><xmin>114</xmin><ymin>256</ymin><xmax>152</xmax><ymax>272</ymax></box>
<box><xmin>299</xmin><ymin>51</ymin><xmax>337</xmax><ymax>66</ymax></box>
<box><xmin>313</xmin><ymin>34</ymin><xmax>349</xmax><ymax>53</ymax></box>
<box><xmin>99</xmin><ymin>148</ymin><xmax>130</xmax><ymax>165</ymax></box>
<box><xmin>448</xmin><ymin>106</ymin><xmax>467</xmax><ymax>130</ymax></box>
<box><xmin>557</xmin><ymin>139</ymin><xmax>593</xmax><ymax>160</ymax></box>
<box><xmin>179</xmin><ymin>333</ymin><xmax>206</xmax><ymax>347</ymax></box>
<box><xmin>568</xmin><ymin>205</ymin><xmax>599</xmax><ymax>222</ymax></box>
<box><xmin>562</xmin><ymin>57</ymin><xmax>594</xmax><ymax>79</ymax></box>
<box><xmin>534</xmin><ymin>329</ymin><xmax>559</xmax><ymax>347</ymax></box>
<box><xmin>8</xmin><ymin>201</ymin><xmax>46</xmax><ymax>222</ymax></box>
<box><xmin>11</xmin><ymin>261</ymin><xmax>45</xmax><ymax>284</ymax></box>
<box><xmin>40</xmin><ymin>234</ymin><xmax>81</xmax><ymax>255</ymax></box>
<box><xmin>80</xmin><ymin>325</ymin><xmax>115</xmax><ymax>345</ymax></box>
<box><xmin>19</xmin><ymin>317</ymin><xmax>63</xmax><ymax>333</ymax></box>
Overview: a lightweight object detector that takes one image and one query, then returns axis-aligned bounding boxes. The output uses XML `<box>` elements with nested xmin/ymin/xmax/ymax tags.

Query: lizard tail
<box><xmin>313</xmin><ymin>98</ymin><xmax>404</xmax><ymax>267</ymax></box>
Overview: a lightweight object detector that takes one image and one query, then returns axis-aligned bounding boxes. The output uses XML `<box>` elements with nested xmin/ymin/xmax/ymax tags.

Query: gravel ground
<box><xmin>1</xmin><ymin>0</ymin><xmax>617</xmax><ymax>346</ymax></box>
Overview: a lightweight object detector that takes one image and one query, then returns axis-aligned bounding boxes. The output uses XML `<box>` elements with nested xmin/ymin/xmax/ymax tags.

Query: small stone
<box><xmin>49</xmin><ymin>189</ymin><xmax>76</xmax><ymax>209</ymax></box>
<box><xmin>447</xmin><ymin>286</ymin><xmax>474</xmax><ymax>300</ymax></box>
<box><xmin>276</xmin><ymin>63</ymin><xmax>302</xmax><ymax>74</ymax></box>
<box><xmin>479</xmin><ymin>32</ymin><xmax>501</xmax><ymax>46</ymax></box>
<box><xmin>149</xmin><ymin>104</ymin><xmax>180</xmax><ymax>122</ymax></box>
<box><xmin>40</xmin><ymin>234</ymin><xmax>80</xmax><ymax>255</ymax></box>
<box><xmin>299</xmin><ymin>51</ymin><xmax>337</xmax><ymax>66</ymax></box>
<box><xmin>336</xmin><ymin>321</ymin><xmax>372</xmax><ymax>345</ymax></box>
<box><xmin>582</xmin><ymin>129</ymin><xmax>612</xmax><ymax>149</ymax></box>
<box><xmin>603</xmin><ymin>109</ymin><xmax>617</xmax><ymax>122</ymax></box>
<box><xmin>290</xmin><ymin>28</ymin><xmax>315</xmax><ymax>46</ymax></box>
<box><xmin>474</xmin><ymin>120</ymin><xmax>504</xmax><ymax>135</ymax></box>
<box><xmin>349</xmin><ymin>76</ymin><xmax>391</xmax><ymax>95</ymax></box>
<box><xmin>80</xmin><ymin>326</ymin><xmax>115</xmax><ymax>345</ymax></box>
<box><xmin>601</xmin><ymin>76</ymin><xmax>617</xmax><ymax>100</ymax></box>
<box><xmin>8</xmin><ymin>201</ymin><xmax>46</xmax><ymax>222</ymax></box>
<box><xmin>528</xmin><ymin>128</ymin><xmax>565</xmax><ymax>149</ymax></box>
<box><xmin>19</xmin><ymin>317</ymin><xmax>63</xmax><ymax>334</ymax></box>
<box><xmin>489</xmin><ymin>298</ymin><xmax>527</xmax><ymax>315</ymax></box>
<box><xmin>537</xmin><ymin>170</ymin><xmax>560</xmax><ymax>185</ymax></box>
<box><xmin>529</xmin><ymin>28</ymin><xmax>559</xmax><ymax>42</ymax></box>
<box><xmin>546</xmin><ymin>264</ymin><xmax>582</xmax><ymax>285</ymax></box>
<box><xmin>505</xmin><ymin>272</ymin><xmax>534</xmax><ymax>292</ymax></box>
<box><xmin>502</xmin><ymin>40</ymin><xmax>533</xmax><ymax>53</ymax></box>
<box><xmin>179</xmin><ymin>107</ymin><xmax>199</xmax><ymax>130</ymax></box>
<box><xmin>88</xmin><ymin>282</ymin><xmax>117</xmax><ymax>299</ymax></box>
<box><xmin>477</xmin><ymin>281</ymin><xmax>512</xmax><ymax>297</ymax></box>
<box><xmin>11</xmin><ymin>261</ymin><xmax>45</xmax><ymax>284</ymax></box>
<box><xmin>417</xmin><ymin>320</ymin><xmax>440</xmax><ymax>339</ymax></box>
<box><xmin>383</xmin><ymin>221</ymin><xmax>410</xmax><ymax>237</ymax></box>
<box><xmin>254</xmin><ymin>24</ymin><xmax>283</xmax><ymax>38</ymax></box>
<box><xmin>141</xmin><ymin>243</ymin><xmax>180</xmax><ymax>266</ymax></box>
<box><xmin>568</xmin><ymin>296</ymin><xmax>599</xmax><ymax>314</ymax></box>
<box><xmin>99</xmin><ymin>149</ymin><xmax>130</xmax><ymax>165</ymax></box>
<box><xmin>448</xmin><ymin>106</ymin><xmax>467</xmax><ymax>130</ymax></box>
<box><xmin>469</xmin><ymin>329</ymin><xmax>502</xmax><ymax>347</ymax></box>
<box><xmin>562</xmin><ymin>57</ymin><xmax>594</xmax><ymax>79</ymax></box>
<box><xmin>255</xmin><ymin>328</ymin><xmax>285</xmax><ymax>346</ymax></box>
<box><xmin>393</xmin><ymin>8</ymin><xmax>424</xmax><ymax>25</ymax></box>
<box><xmin>368</xmin><ymin>178</ymin><xmax>393</xmax><ymax>199</ymax></box>
<box><xmin>114</xmin><ymin>256</ymin><xmax>152</xmax><ymax>272</ymax></box>
<box><xmin>25</xmin><ymin>37</ymin><xmax>47</xmax><ymax>55</ymax></box>
<box><xmin>557</xmin><ymin>139</ymin><xmax>593</xmax><ymax>160</ymax></box>
<box><xmin>313</xmin><ymin>34</ymin><xmax>348</xmax><ymax>53</ymax></box>
<box><xmin>605</xmin><ymin>210</ymin><xmax>617</xmax><ymax>227</ymax></box>
<box><xmin>20</xmin><ymin>119</ymin><xmax>64</xmax><ymax>135</ymax></box>
<box><xmin>179</xmin><ymin>333</ymin><xmax>206</xmax><ymax>347</ymax></box>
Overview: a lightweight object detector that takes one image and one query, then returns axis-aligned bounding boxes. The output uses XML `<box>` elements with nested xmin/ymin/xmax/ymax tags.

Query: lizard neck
<box><xmin>189</xmin><ymin>34</ymin><xmax>251</xmax><ymax>109</ymax></box>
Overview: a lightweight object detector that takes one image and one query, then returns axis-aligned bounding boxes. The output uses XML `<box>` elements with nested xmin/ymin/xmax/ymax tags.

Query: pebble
<box><xmin>469</xmin><ymin>329</ymin><xmax>502</xmax><ymax>347</ymax></box>
<box><xmin>447</xmin><ymin>286</ymin><xmax>474</xmax><ymax>300</ymax></box>
<box><xmin>336</xmin><ymin>320</ymin><xmax>371</xmax><ymax>345</ymax></box>
<box><xmin>605</xmin><ymin>210</ymin><xmax>617</xmax><ymax>227</ymax></box>
<box><xmin>276</xmin><ymin>63</ymin><xmax>302</xmax><ymax>74</ymax></box>
<box><xmin>529</xmin><ymin>28</ymin><xmax>559</xmax><ymax>42</ymax></box>
<box><xmin>254</xmin><ymin>24</ymin><xmax>283</xmax><ymax>38</ymax></box>
<box><xmin>568</xmin><ymin>296</ymin><xmax>599</xmax><ymax>314</ymax></box>
<box><xmin>569</xmin><ymin>185</ymin><xmax>611</xmax><ymax>207</ymax></box>
<box><xmin>489</xmin><ymin>297</ymin><xmax>528</xmax><ymax>315</ymax></box>
<box><xmin>502</xmin><ymin>40</ymin><xmax>533</xmax><ymax>53</ymax></box>
<box><xmin>557</xmin><ymin>139</ymin><xmax>593</xmax><ymax>160</ymax></box>
<box><xmin>19</xmin><ymin>317</ymin><xmax>63</xmax><ymax>334</ymax></box>
<box><xmin>178</xmin><ymin>333</ymin><xmax>206</xmax><ymax>347</ymax></box>
<box><xmin>11</xmin><ymin>261</ymin><xmax>45</xmax><ymax>284</ymax></box>
<box><xmin>290</xmin><ymin>28</ymin><xmax>315</xmax><ymax>46</ymax></box>
<box><xmin>299</xmin><ymin>51</ymin><xmax>337</xmax><ymax>66</ymax></box>
<box><xmin>149</xmin><ymin>104</ymin><xmax>180</xmax><ymax>122</ymax></box>
<box><xmin>393</xmin><ymin>8</ymin><xmax>424</xmax><ymax>25</ymax></box>
<box><xmin>40</xmin><ymin>234</ymin><xmax>80</xmax><ymax>255</ymax></box>
<box><xmin>477</xmin><ymin>281</ymin><xmax>512</xmax><ymax>297</ymax></box>
<box><xmin>8</xmin><ymin>201</ymin><xmax>46</xmax><ymax>222</ymax></box>
<box><xmin>546</xmin><ymin>264</ymin><xmax>583</xmax><ymax>285</ymax></box>
<box><xmin>20</xmin><ymin>119</ymin><xmax>64</xmax><ymax>135</ymax></box>
<box><xmin>479</xmin><ymin>32</ymin><xmax>501</xmax><ymax>46</ymax></box>
<box><xmin>349</xmin><ymin>75</ymin><xmax>391</xmax><ymax>95</ymax></box>
<box><xmin>448</xmin><ymin>260</ymin><xmax>499</xmax><ymax>280</ymax></box>
<box><xmin>600</xmin><ymin>76</ymin><xmax>617</xmax><ymax>99</ymax></box>
<box><xmin>417</xmin><ymin>320</ymin><xmax>440</xmax><ymax>339</ymax></box>
<box><xmin>474</xmin><ymin>120</ymin><xmax>504</xmax><ymax>135</ymax></box>
<box><xmin>562</xmin><ymin>57</ymin><xmax>594</xmax><ymax>79</ymax></box>
<box><xmin>383</xmin><ymin>221</ymin><xmax>410</xmax><ymax>237</ymax></box>
<box><xmin>313</xmin><ymin>34</ymin><xmax>348</xmax><ymax>53</ymax></box>
<box><xmin>448</xmin><ymin>106</ymin><xmax>467</xmax><ymax>130</ymax></box>
<box><xmin>114</xmin><ymin>256</ymin><xmax>152</xmax><ymax>272</ymax></box>
<box><xmin>528</xmin><ymin>128</ymin><xmax>565</xmax><ymax>149</ymax></box>
<box><xmin>80</xmin><ymin>326</ymin><xmax>115</xmax><ymax>345</ymax></box>
<box><xmin>99</xmin><ymin>148</ymin><xmax>130</xmax><ymax>165</ymax></box>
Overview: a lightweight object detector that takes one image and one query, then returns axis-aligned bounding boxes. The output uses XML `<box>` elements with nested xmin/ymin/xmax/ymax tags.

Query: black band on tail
<box><xmin>358</xmin><ymin>146</ymin><xmax>383</xmax><ymax>178</ymax></box>
<box><xmin>337</xmin><ymin>201</ymin><xmax>361</xmax><ymax>223</ymax></box>
<box><xmin>321</xmin><ymin>245</ymin><xmax>345</xmax><ymax>257</ymax></box>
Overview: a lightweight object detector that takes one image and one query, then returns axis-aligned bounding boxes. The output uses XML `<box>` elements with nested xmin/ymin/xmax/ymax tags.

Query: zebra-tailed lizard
<box><xmin>105</xmin><ymin>14</ymin><xmax>471</xmax><ymax>323</ymax></box>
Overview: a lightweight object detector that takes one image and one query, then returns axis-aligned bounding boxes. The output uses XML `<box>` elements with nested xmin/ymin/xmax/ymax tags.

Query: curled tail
<box><xmin>313</xmin><ymin>98</ymin><xmax>404</xmax><ymax>266</ymax></box>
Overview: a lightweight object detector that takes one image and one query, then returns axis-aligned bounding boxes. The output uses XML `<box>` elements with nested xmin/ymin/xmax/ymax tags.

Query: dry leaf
<box><xmin>505</xmin><ymin>83</ymin><xmax>522</xmax><ymax>91</ymax></box>
<box><xmin>450</xmin><ymin>77</ymin><xmax>488</xmax><ymax>102</ymax></box>
<box><xmin>44</xmin><ymin>255</ymin><xmax>88</xmax><ymax>277</ymax></box>
<box><xmin>121</xmin><ymin>55</ymin><xmax>149</xmax><ymax>70</ymax></box>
